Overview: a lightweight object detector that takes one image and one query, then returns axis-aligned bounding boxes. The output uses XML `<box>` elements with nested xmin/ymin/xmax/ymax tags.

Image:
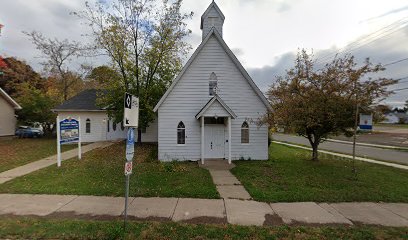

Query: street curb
<box><xmin>324</xmin><ymin>138</ymin><xmax>408</xmax><ymax>151</ymax></box>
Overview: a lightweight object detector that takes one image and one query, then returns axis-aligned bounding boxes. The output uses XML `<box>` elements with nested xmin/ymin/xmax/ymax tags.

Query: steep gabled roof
<box><xmin>0</xmin><ymin>87</ymin><xmax>22</xmax><ymax>110</ymax></box>
<box><xmin>196</xmin><ymin>94</ymin><xmax>237</xmax><ymax>119</ymax></box>
<box><xmin>52</xmin><ymin>89</ymin><xmax>106</xmax><ymax>112</ymax></box>
<box><xmin>153</xmin><ymin>28</ymin><xmax>271</xmax><ymax>112</ymax></box>
<box><xmin>200</xmin><ymin>1</ymin><xmax>225</xmax><ymax>30</ymax></box>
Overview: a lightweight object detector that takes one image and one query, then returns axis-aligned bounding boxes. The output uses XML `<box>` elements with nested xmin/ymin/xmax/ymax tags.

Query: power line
<box><xmin>384</xmin><ymin>57</ymin><xmax>408</xmax><ymax>66</ymax></box>
<box><xmin>393</xmin><ymin>87</ymin><xmax>408</xmax><ymax>91</ymax></box>
<box><xmin>316</xmin><ymin>17</ymin><xmax>408</xmax><ymax>65</ymax></box>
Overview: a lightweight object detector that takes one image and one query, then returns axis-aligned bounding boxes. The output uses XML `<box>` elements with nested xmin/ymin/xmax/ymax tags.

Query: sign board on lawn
<box><xmin>126</xmin><ymin>128</ymin><xmax>135</xmax><ymax>162</ymax></box>
<box><xmin>359</xmin><ymin>113</ymin><xmax>373</xmax><ymax>131</ymax></box>
<box><xmin>56</xmin><ymin>116</ymin><xmax>81</xmax><ymax>167</ymax></box>
<box><xmin>123</xmin><ymin>93</ymin><xmax>139</xmax><ymax>127</ymax></box>
<box><xmin>59</xmin><ymin>118</ymin><xmax>79</xmax><ymax>144</ymax></box>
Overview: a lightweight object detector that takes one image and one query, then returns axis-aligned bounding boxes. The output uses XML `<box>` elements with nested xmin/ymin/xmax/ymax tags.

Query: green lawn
<box><xmin>374</xmin><ymin>123</ymin><xmax>408</xmax><ymax>129</ymax></box>
<box><xmin>1</xmin><ymin>217</ymin><xmax>406</xmax><ymax>240</ymax></box>
<box><xmin>0</xmin><ymin>142</ymin><xmax>219</xmax><ymax>199</ymax></box>
<box><xmin>231</xmin><ymin>143</ymin><xmax>408</xmax><ymax>202</ymax></box>
<box><xmin>0</xmin><ymin>138</ymin><xmax>77</xmax><ymax>173</ymax></box>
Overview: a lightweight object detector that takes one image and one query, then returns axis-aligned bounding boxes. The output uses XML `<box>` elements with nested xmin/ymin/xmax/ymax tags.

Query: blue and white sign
<box><xmin>126</xmin><ymin>128</ymin><xmax>135</xmax><ymax>162</ymax></box>
<box><xmin>60</xmin><ymin>118</ymin><xmax>79</xmax><ymax>144</ymax></box>
<box><xmin>359</xmin><ymin>113</ymin><xmax>373</xmax><ymax>131</ymax></box>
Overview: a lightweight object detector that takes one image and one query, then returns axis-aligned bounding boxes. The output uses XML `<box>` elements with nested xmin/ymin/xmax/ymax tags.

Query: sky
<box><xmin>0</xmin><ymin>0</ymin><xmax>407</xmax><ymax>107</ymax></box>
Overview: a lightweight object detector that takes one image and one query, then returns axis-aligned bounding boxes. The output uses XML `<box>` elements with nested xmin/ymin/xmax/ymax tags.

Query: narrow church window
<box><xmin>86</xmin><ymin>119</ymin><xmax>91</xmax><ymax>133</ymax></box>
<box><xmin>241</xmin><ymin>121</ymin><xmax>249</xmax><ymax>143</ymax></box>
<box><xmin>209</xmin><ymin>72</ymin><xmax>218</xmax><ymax>96</ymax></box>
<box><xmin>177</xmin><ymin>121</ymin><xmax>185</xmax><ymax>144</ymax></box>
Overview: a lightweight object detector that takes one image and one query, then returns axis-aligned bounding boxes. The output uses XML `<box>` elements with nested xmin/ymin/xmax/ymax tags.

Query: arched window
<box><xmin>241</xmin><ymin>121</ymin><xmax>249</xmax><ymax>143</ymax></box>
<box><xmin>113</xmin><ymin>122</ymin><xmax>117</xmax><ymax>131</ymax></box>
<box><xmin>209</xmin><ymin>72</ymin><xmax>218</xmax><ymax>96</ymax></box>
<box><xmin>177</xmin><ymin>121</ymin><xmax>185</xmax><ymax>144</ymax></box>
<box><xmin>86</xmin><ymin>118</ymin><xmax>91</xmax><ymax>133</ymax></box>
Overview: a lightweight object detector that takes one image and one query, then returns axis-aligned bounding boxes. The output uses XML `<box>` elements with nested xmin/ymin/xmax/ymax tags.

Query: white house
<box><xmin>54</xmin><ymin>2</ymin><xmax>270</xmax><ymax>163</ymax></box>
<box><xmin>153</xmin><ymin>2</ymin><xmax>271</xmax><ymax>163</ymax></box>
<box><xmin>0</xmin><ymin>87</ymin><xmax>22</xmax><ymax>137</ymax></box>
<box><xmin>53</xmin><ymin>89</ymin><xmax>158</xmax><ymax>143</ymax></box>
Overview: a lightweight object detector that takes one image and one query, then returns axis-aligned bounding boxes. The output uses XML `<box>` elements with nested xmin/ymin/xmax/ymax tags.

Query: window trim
<box><xmin>241</xmin><ymin>121</ymin><xmax>249</xmax><ymax>144</ymax></box>
<box><xmin>85</xmin><ymin>118</ymin><xmax>91</xmax><ymax>134</ymax></box>
<box><xmin>177</xmin><ymin>121</ymin><xmax>186</xmax><ymax>145</ymax></box>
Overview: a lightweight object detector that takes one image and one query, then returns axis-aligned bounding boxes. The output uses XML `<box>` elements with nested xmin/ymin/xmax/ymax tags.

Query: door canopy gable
<box><xmin>195</xmin><ymin>94</ymin><xmax>237</xmax><ymax>119</ymax></box>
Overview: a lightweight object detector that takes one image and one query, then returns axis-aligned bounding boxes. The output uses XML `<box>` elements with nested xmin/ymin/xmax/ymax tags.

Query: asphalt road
<box><xmin>273</xmin><ymin>134</ymin><xmax>408</xmax><ymax>166</ymax></box>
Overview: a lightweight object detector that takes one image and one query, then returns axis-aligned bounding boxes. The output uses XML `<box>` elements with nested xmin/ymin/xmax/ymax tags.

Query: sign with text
<box><xmin>123</xmin><ymin>93</ymin><xmax>139</xmax><ymax>127</ymax></box>
<box><xmin>124</xmin><ymin>161</ymin><xmax>133</xmax><ymax>175</ymax></box>
<box><xmin>59</xmin><ymin>118</ymin><xmax>79</xmax><ymax>144</ymax></box>
<box><xmin>126</xmin><ymin>128</ymin><xmax>135</xmax><ymax>162</ymax></box>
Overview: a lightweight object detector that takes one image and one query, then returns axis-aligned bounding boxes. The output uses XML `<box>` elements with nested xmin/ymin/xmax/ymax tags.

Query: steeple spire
<box><xmin>200</xmin><ymin>1</ymin><xmax>225</xmax><ymax>40</ymax></box>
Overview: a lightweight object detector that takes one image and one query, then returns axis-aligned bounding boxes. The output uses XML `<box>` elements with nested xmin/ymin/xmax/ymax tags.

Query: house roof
<box><xmin>0</xmin><ymin>87</ymin><xmax>22</xmax><ymax>110</ymax></box>
<box><xmin>195</xmin><ymin>94</ymin><xmax>237</xmax><ymax>119</ymax></box>
<box><xmin>200</xmin><ymin>1</ymin><xmax>225</xmax><ymax>30</ymax></box>
<box><xmin>52</xmin><ymin>89</ymin><xmax>106</xmax><ymax>112</ymax></box>
<box><xmin>153</xmin><ymin>28</ymin><xmax>271</xmax><ymax>112</ymax></box>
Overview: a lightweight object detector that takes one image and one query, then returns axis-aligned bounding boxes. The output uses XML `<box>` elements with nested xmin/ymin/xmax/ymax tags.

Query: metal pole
<box><xmin>352</xmin><ymin>102</ymin><xmax>360</xmax><ymax>174</ymax></box>
<box><xmin>123</xmin><ymin>173</ymin><xmax>130</xmax><ymax>232</ymax></box>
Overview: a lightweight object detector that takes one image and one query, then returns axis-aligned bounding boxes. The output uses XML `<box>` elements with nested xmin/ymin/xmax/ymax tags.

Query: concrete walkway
<box><xmin>0</xmin><ymin>142</ymin><xmax>114</xmax><ymax>184</ymax></box>
<box><xmin>1</xmin><ymin>194</ymin><xmax>408</xmax><ymax>227</ymax></box>
<box><xmin>199</xmin><ymin>159</ymin><xmax>251</xmax><ymax>200</ymax></box>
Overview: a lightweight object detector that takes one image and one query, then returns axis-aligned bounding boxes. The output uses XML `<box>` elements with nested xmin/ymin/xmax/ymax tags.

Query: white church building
<box><xmin>54</xmin><ymin>2</ymin><xmax>271</xmax><ymax>163</ymax></box>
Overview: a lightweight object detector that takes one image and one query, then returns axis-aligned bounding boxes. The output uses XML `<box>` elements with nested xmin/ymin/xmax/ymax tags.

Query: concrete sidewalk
<box><xmin>1</xmin><ymin>194</ymin><xmax>407</xmax><ymax>227</ymax></box>
<box><xmin>199</xmin><ymin>159</ymin><xmax>251</xmax><ymax>200</ymax></box>
<box><xmin>0</xmin><ymin>142</ymin><xmax>114</xmax><ymax>184</ymax></box>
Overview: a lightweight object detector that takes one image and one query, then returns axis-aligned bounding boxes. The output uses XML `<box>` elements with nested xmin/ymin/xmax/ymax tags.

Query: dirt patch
<box><xmin>181</xmin><ymin>216</ymin><xmax>227</xmax><ymax>224</ymax></box>
<box><xmin>263</xmin><ymin>214</ymin><xmax>284</xmax><ymax>226</ymax></box>
<box><xmin>47</xmin><ymin>211</ymin><xmax>122</xmax><ymax>221</ymax></box>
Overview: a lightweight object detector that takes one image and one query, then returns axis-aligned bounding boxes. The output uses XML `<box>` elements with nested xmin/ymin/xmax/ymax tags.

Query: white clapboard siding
<box><xmin>0</xmin><ymin>96</ymin><xmax>18</xmax><ymax>136</ymax></box>
<box><xmin>158</xmin><ymin>35</ymin><xmax>268</xmax><ymax>161</ymax></box>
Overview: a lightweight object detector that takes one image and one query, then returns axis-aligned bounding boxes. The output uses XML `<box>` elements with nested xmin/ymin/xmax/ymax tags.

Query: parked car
<box><xmin>15</xmin><ymin>126</ymin><xmax>44</xmax><ymax>138</ymax></box>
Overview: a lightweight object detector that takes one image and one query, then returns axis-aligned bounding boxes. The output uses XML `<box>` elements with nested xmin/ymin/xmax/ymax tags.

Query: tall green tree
<box><xmin>267</xmin><ymin>50</ymin><xmax>396</xmax><ymax>161</ymax></box>
<box><xmin>75</xmin><ymin>0</ymin><xmax>193</xmax><ymax>142</ymax></box>
<box><xmin>14</xmin><ymin>83</ymin><xmax>56</xmax><ymax>124</ymax></box>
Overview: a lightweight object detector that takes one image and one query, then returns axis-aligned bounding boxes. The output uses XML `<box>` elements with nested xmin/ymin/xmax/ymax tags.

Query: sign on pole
<box><xmin>56</xmin><ymin>117</ymin><xmax>81</xmax><ymax>167</ymax></box>
<box><xmin>126</xmin><ymin>128</ymin><xmax>135</xmax><ymax>161</ymax></box>
<box><xmin>359</xmin><ymin>113</ymin><xmax>373</xmax><ymax>131</ymax></box>
<box><xmin>123</xmin><ymin>93</ymin><xmax>139</xmax><ymax>233</ymax></box>
<box><xmin>125</xmin><ymin>162</ymin><xmax>133</xmax><ymax>175</ymax></box>
<box><xmin>124</xmin><ymin>93</ymin><xmax>139</xmax><ymax>127</ymax></box>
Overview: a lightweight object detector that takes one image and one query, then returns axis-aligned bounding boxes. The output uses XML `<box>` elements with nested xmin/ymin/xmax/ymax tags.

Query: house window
<box><xmin>241</xmin><ymin>121</ymin><xmax>249</xmax><ymax>143</ymax></box>
<box><xmin>209</xmin><ymin>72</ymin><xmax>218</xmax><ymax>96</ymax></box>
<box><xmin>177</xmin><ymin>121</ymin><xmax>185</xmax><ymax>144</ymax></box>
<box><xmin>113</xmin><ymin>122</ymin><xmax>117</xmax><ymax>131</ymax></box>
<box><xmin>107</xmin><ymin>120</ymin><xmax>110</xmax><ymax>132</ymax></box>
<box><xmin>120</xmin><ymin>122</ymin><xmax>124</xmax><ymax>131</ymax></box>
<box><xmin>85</xmin><ymin>119</ymin><xmax>91</xmax><ymax>133</ymax></box>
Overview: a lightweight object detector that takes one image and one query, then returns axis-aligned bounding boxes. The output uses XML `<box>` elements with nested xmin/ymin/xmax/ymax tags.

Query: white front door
<box><xmin>204</xmin><ymin>125</ymin><xmax>225</xmax><ymax>158</ymax></box>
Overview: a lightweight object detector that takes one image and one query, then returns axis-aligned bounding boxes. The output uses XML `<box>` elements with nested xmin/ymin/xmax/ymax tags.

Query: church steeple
<box><xmin>200</xmin><ymin>1</ymin><xmax>225</xmax><ymax>40</ymax></box>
